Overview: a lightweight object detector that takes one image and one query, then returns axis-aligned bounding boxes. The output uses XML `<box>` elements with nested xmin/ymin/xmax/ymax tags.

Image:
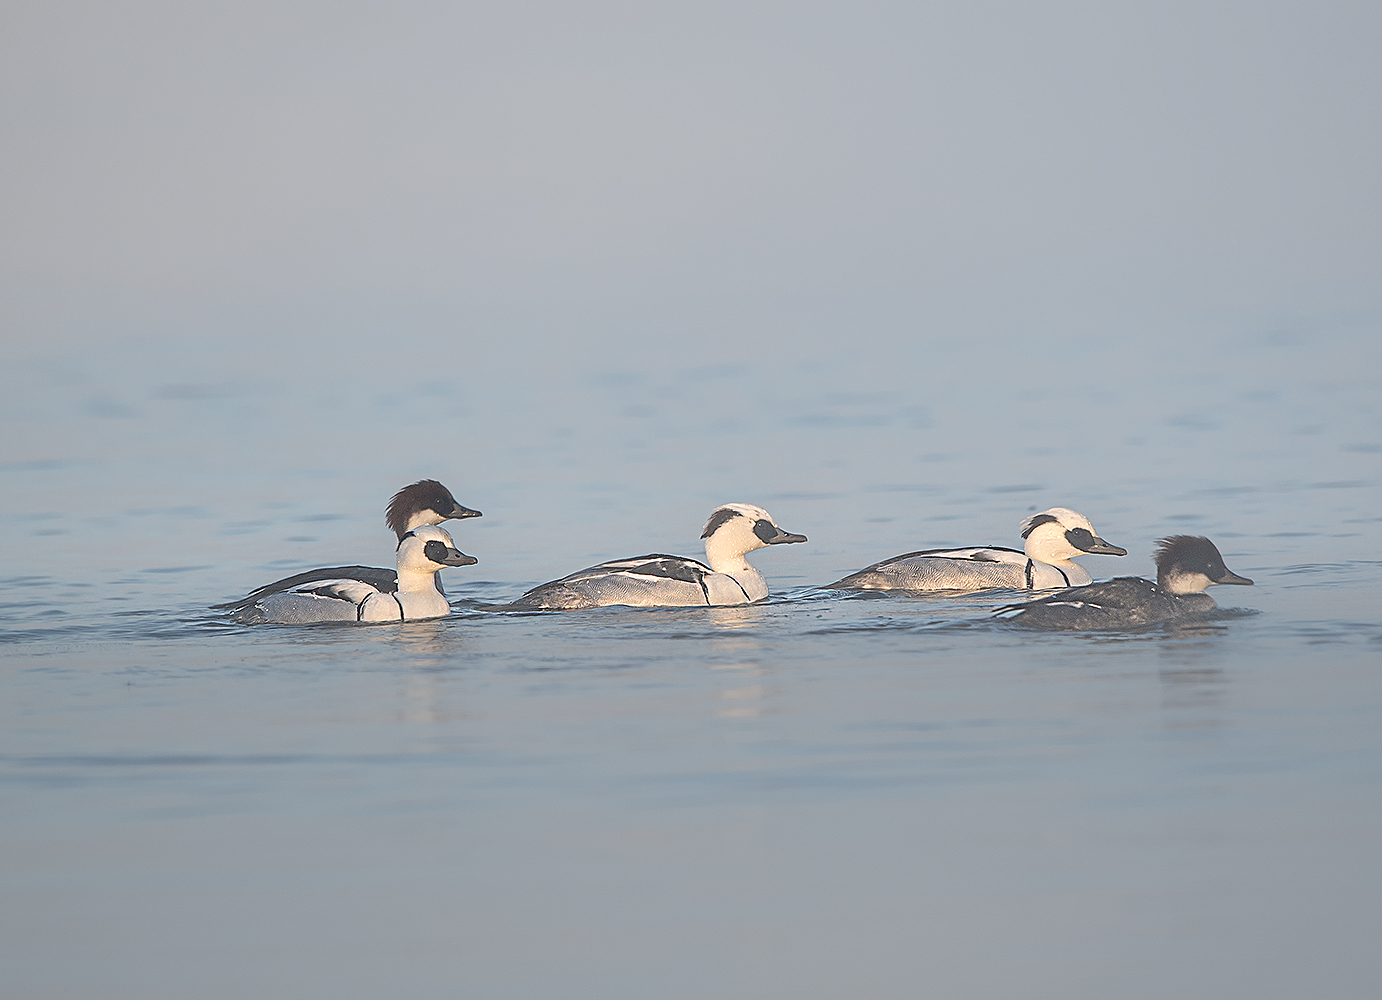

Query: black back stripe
<box><xmin>1024</xmin><ymin>559</ymin><xmax>1034</xmax><ymax>589</ymax></box>
<box><xmin>393</xmin><ymin>595</ymin><xmax>406</xmax><ymax>620</ymax></box>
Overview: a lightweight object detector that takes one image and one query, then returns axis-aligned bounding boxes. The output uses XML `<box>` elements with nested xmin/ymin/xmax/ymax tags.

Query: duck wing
<box><xmin>235</xmin><ymin>576</ymin><xmax>388</xmax><ymax>625</ymax></box>
<box><xmin>831</xmin><ymin>546</ymin><xmax>1030</xmax><ymax>590</ymax></box>
<box><xmin>291</xmin><ymin>578</ymin><xmax>382</xmax><ymax>605</ymax></box>
<box><xmin>871</xmin><ymin>546</ymin><xmax>1026</xmax><ymax>569</ymax></box>
<box><xmin>994</xmin><ymin>577</ymin><xmax>1172</xmax><ymax>629</ymax></box>
<box><xmin>214</xmin><ymin>565</ymin><xmax>397</xmax><ymax>610</ymax></box>
<box><xmin>510</xmin><ymin>554</ymin><xmax>717</xmax><ymax>609</ymax></box>
<box><xmin>553</xmin><ymin>554</ymin><xmax>712</xmax><ymax>584</ymax></box>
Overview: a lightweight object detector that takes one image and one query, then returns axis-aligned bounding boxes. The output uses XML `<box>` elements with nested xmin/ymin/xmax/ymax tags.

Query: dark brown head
<box><xmin>1154</xmin><ymin>535</ymin><xmax>1253</xmax><ymax>595</ymax></box>
<box><xmin>385</xmin><ymin>480</ymin><xmax>482</xmax><ymax>540</ymax></box>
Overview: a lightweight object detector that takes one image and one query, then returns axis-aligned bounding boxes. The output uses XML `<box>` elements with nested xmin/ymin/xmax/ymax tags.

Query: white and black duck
<box><xmin>216</xmin><ymin>479</ymin><xmax>482</xmax><ymax>622</ymax></box>
<box><xmin>235</xmin><ymin>479</ymin><xmax>482</xmax><ymax>596</ymax></box>
<box><xmin>507</xmin><ymin>503</ymin><xmax>807</xmax><ymax>609</ymax></box>
<box><xmin>225</xmin><ymin>525</ymin><xmax>477</xmax><ymax>624</ymax></box>
<box><xmin>828</xmin><ymin>507</ymin><xmax>1126</xmax><ymax>591</ymax></box>
<box><xmin>994</xmin><ymin>535</ymin><xmax>1254</xmax><ymax>630</ymax></box>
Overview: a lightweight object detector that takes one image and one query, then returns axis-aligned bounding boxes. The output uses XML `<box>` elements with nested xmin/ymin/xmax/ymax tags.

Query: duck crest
<box><xmin>386</xmin><ymin>479</ymin><xmax>456</xmax><ymax>538</ymax></box>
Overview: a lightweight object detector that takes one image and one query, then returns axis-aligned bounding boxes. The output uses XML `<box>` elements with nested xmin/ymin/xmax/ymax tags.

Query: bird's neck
<box><xmin>405</xmin><ymin>512</ymin><xmax>442</xmax><ymax>531</ymax></box>
<box><xmin>1160</xmin><ymin>570</ymin><xmax>1213</xmax><ymax>595</ymax></box>
<box><xmin>1046</xmin><ymin>560</ymin><xmax>1091</xmax><ymax>585</ymax></box>
<box><xmin>704</xmin><ymin>536</ymin><xmax>754</xmax><ymax>575</ymax></box>
<box><xmin>396</xmin><ymin>565</ymin><xmax>443</xmax><ymax>594</ymax></box>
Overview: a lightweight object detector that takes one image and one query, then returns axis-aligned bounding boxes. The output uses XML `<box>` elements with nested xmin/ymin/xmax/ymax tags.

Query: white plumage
<box><xmin>828</xmin><ymin>507</ymin><xmax>1126</xmax><ymax>592</ymax></box>
<box><xmin>508</xmin><ymin>503</ymin><xmax>807</xmax><ymax>610</ymax></box>
<box><xmin>226</xmin><ymin>525</ymin><xmax>477</xmax><ymax>624</ymax></box>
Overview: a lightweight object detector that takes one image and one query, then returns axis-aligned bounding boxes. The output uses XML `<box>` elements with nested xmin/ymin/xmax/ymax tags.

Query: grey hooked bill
<box><xmin>1085</xmin><ymin>538</ymin><xmax>1128</xmax><ymax>556</ymax></box>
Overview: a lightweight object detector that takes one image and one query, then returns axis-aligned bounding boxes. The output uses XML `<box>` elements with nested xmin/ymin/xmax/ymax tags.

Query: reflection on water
<box><xmin>712</xmin><ymin>663</ymin><xmax>770</xmax><ymax>720</ymax></box>
<box><xmin>389</xmin><ymin>619</ymin><xmax>463</xmax><ymax>669</ymax></box>
<box><xmin>1157</xmin><ymin>667</ymin><xmax>1228</xmax><ymax>721</ymax></box>
<box><xmin>716</xmin><ymin>686</ymin><xmax>767</xmax><ymax>720</ymax></box>
<box><xmin>703</xmin><ymin>606</ymin><xmax>762</xmax><ymax>631</ymax></box>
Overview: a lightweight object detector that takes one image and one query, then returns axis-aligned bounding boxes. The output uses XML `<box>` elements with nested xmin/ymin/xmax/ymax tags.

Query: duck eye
<box><xmin>1064</xmin><ymin>528</ymin><xmax>1096</xmax><ymax>551</ymax></box>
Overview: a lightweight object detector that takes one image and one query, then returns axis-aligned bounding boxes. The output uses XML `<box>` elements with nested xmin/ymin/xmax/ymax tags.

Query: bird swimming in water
<box><xmin>216</xmin><ymin>479</ymin><xmax>481</xmax><ymax>622</ymax></box>
<box><xmin>507</xmin><ymin>503</ymin><xmax>807</xmax><ymax>609</ymax></box>
<box><xmin>993</xmin><ymin>535</ymin><xmax>1253</xmax><ymax>630</ymax></box>
<box><xmin>828</xmin><ymin>507</ymin><xmax>1126</xmax><ymax>592</ymax></box>
<box><xmin>224</xmin><ymin>524</ymin><xmax>477</xmax><ymax>624</ymax></box>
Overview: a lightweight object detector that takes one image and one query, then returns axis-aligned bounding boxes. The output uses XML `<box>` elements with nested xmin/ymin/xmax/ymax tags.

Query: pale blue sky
<box><xmin>2</xmin><ymin>0</ymin><xmax>1379</xmax><ymax>361</ymax></box>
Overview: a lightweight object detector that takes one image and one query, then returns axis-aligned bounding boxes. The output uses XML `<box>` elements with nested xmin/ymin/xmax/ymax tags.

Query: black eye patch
<box><xmin>424</xmin><ymin>540</ymin><xmax>452</xmax><ymax>564</ymax></box>
<box><xmin>1064</xmin><ymin>527</ymin><xmax>1098</xmax><ymax>551</ymax></box>
<box><xmin>753</xmin><ymin>519</ymin><xmax>778</xmax><ymax>543</ymax></box>
<box><xmin>1021</xmin><ymin>513</ymin><xmax>1060</xmax><ymax>539</ymax></box>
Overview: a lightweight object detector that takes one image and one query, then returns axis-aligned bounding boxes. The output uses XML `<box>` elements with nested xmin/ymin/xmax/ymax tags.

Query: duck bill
<box><xmin>450</xmin><ymin>505</ymin><xmax>483</xmax><ymax>519</ymax></box>
<box><xmin>1081</xmin><ymin>537</ymin><xmax>1127</xmax><ymax>556</ymax></box>
<box><xmin>767</xmin><ymin>531</ymin><xmax>808</xmax><ymax>545</ymax></box>
<box><xmin>1213</xmin><ymin>569</ymin><xmax>1253</xmax><ymax>586</ymax></box>
<box><xmin>443</xmin><ymin>550</ymin><xmax>479</xmax><ymax>567</ymax></box>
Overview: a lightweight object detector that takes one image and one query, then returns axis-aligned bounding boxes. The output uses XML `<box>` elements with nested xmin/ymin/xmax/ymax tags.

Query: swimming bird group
<box><xmin>220</xmin><ymin>481</ymin><xmax>1254</xmax><ymax>631</ymax></box>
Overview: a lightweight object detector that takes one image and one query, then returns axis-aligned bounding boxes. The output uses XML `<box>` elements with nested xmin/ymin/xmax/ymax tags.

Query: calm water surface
<box><xmin>2</xmin><ymin>326</ymin><xmax>1380</xmax><ymax>999</ymax></box>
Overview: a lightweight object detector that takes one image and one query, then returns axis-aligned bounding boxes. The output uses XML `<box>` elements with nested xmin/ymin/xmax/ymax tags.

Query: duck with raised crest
<box><xmin>225</xmin><ymin>525</ymin><xmax>476</xmax><ymax>624</ymax></box>
<box><xmin>216</xmin><ymin>479</ymin><xmax>482</xmax><ymax>622</ymax></box>
<box><xmin>993</xmin><ymin>535</ymin><xmax>1254</xmax><ymax>629</ymax></box>
<box><xmin>385</xmin><ymin>479</ymin><xmax>482</xmax><ymax>540</ymax></box>
<box><xmin>828</xmin><ymin>507</ymin><xmax>1126</xmax><ymax>592</ymax></box>
<box><xmin>507</xmin><ymin>503</ymin><xmax>807</xmax><ymax>609</ymax></box>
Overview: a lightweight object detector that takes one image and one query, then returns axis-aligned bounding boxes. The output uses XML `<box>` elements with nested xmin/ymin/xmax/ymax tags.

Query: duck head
<box><xmin>386</xmin><ymin>479</ymin><xmax>482</xmax><ymax>540</ymax></box>
<box><xmin>700</xmin><ymin>503</ymin><xmax>806</xmax><ymax>573</ymax></box>
<box><xmin>1154</xmin><ymin>536</ymin><xmax>1253</xmax><ymax>595</ymax></box>
<box><xmin>396</xmin><ymin>524</ymin><xmax>477</xmax><ymax>588</ymax></box>
<box><xmin>1020</xmin><ymin>507</ymin><xmax>1127</xmax><ymax>566</ymax></box>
